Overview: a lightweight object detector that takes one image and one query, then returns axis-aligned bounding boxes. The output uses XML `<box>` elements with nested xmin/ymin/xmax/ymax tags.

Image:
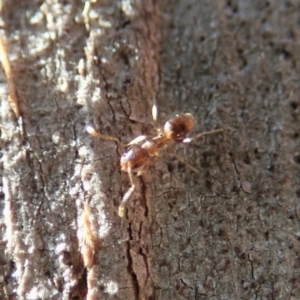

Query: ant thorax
<box><xmin>142</xmin><ymin>135</ymin><xmax>168</xmax><ymax>156</ymax></box>
<box><xmin>120</xmin><ymin>144</ymin><xmax>149</xmax><ymax>172</ymax></box>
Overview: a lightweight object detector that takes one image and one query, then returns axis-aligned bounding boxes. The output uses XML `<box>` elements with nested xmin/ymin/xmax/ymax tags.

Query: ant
<box><xmin>87</xmin><ymin>105</ymin><xmax>223</xmax><ymax>217</ymax></box>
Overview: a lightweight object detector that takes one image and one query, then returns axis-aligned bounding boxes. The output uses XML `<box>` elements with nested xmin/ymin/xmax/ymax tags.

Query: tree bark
<box><xmin>1</xmin><ymin>0</ymin><xmax>300</xmax><ymax>299</ymax></box>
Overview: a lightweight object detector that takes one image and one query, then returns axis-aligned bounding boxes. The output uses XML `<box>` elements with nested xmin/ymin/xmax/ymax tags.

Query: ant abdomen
<box><xmin>120</xmin><ymin>145</ymin><xmax>149</xmax><ymax>172</ymax></box>
<box><xmin>164</xmin><ymin>113</ymin><xmax>195</xmax><ymax>141</ymax></box>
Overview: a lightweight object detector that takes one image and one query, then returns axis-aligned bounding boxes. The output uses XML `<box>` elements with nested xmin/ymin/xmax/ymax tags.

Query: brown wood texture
<box><xmin>1</xmin><ymin>0</ymin><xmax>300</xmax><ymax>299</ymax></box>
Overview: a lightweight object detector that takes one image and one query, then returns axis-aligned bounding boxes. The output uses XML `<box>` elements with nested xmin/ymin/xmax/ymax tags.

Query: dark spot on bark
<box><xmin>167</xmin><ymin>163</ymin><xmax>174</xmax><ymax>173</ymax></box>
<box><xmin>264</xmin><ymin>231</ymin><xmax>269</xmax><ymax>240</ymax></box>
<box><xmin>61</xmin><ymin>251</ymin><xmax>72</xmax><ymax>266</ymax></box>
<box><xmin>75</xmin><ymin>103</ymin><xmax>84</xmax><ymax>110</ymax></box>
<box><xmin>254</xmin><ymin>148</ymin><xmax>262</xmax><ymax>160</ymax></box>
<box><xmin>243</xmin><ymin>153</ymin><xmax>251</xmax><ymax>165</ymax></box>
<box><xmin>268</xmin><ymin>164</ymin><xmax>275</xmax><ymax>173</ymax></box>
<box><xmin>240</xmin><ymin>253</ymin><xmax>247</xmax><ymax>260</ymax></box>
<box><xmin>293</xmin><ymin>154</ymin><xmax>300</xmax><ymax>164</ymax></box>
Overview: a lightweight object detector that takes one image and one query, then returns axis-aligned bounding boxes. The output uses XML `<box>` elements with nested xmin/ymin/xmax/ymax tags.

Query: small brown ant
<box><xmin>87</xmin><ymin>105</ymin><xmax>223</xmax><ymax>217</ymax></box>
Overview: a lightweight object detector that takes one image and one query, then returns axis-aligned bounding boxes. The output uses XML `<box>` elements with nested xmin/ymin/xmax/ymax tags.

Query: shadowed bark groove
<box><xmin>1</xmin><ymin>0</ymin><xmax>300</xmax><ymax>299</ymax></box>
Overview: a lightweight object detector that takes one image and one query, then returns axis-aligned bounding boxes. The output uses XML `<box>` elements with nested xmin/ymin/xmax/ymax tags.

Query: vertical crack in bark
<box><xmin>139</xmin><ymin>246</ymin><xmax>151</xmax><ymax>289</ymax></box>
<box><xmin>140</xmin><ymin>176</ymin><xmax>149</xmax><ymax>217</ymax></box>
<box><xmin>138</xmin><ymin>220</ymin><xmax>151</xmax><ymax>290</ymax></box>
<box><xmin>70</xmin><ymin>267</ymin><xmax>87</xmax><ymax>299</ymax></box>
<box><xmin>248</xmin><ymin>254</ymin><xmax>255</xmax><ymax>280</ymax></box>
<box><xmin>229</xmin><ymin>151</ymin><xmax>251</xmax><ymax>195</ymax></box>
<box><xmin>126</xmin><ymin>224</ymin><xmax>139</xmax><ymax>299</ymax></box>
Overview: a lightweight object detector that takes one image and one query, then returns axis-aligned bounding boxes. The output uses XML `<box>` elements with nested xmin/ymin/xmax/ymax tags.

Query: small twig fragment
<box><xmin>81</xmin><ymin>202</ymin><xmax>97</xmax><ymax>269</ymax></box>
<box><xmin>0</xmin><ymin>35</ymin><xmax>20</xmax><ymax>118</ymax></box>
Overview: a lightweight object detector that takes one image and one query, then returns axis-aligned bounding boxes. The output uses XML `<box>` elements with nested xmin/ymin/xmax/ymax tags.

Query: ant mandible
<box><xmin>87</xmin><ymin>105</ymin><xmax>223</xmax><ymax>217</ymax></box>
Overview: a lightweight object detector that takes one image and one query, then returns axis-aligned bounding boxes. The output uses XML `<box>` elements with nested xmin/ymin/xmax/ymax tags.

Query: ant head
<box><xmin>164</xmin><ymin>113</ymin><xmax>195</xmax><ymax>141</ymax></box>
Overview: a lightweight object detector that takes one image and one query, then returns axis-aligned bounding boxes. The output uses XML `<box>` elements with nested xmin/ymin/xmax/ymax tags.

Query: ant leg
<box><xmin>87</xmin><ymin>126</ymin><xmax>125</xmax><ymax>148</ymax></box>
<box><xmin>166</xmin><ymin>147</ymin><xmax>199</xmax><ymax>173</ymax></box>
<box><xmin>118</xmin><ymin>168</ymin><xmax>135</xmax><ymax>217</ymax></box>
<box><xmin>183</xmin><ymin>128</ymin><xmax>223</xmax><ymax>143</ymax></box>
<box><xmin>127</xmin><ymin>135</ymin><xmax>147</xmax><ymax>146</ymax></box>
<box><xmin>136</xmin><ymin>159</ymin><xmax>152</xmax><ymax>176</ymax></box>
<box><xmin>119</xmin><ymin>162</ymin><xmax>150</xmax><ymax>217</ymax></box>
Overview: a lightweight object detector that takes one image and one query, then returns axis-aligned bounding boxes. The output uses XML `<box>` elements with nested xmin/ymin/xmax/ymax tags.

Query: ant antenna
<box><xmin>87</xmin><ymin>126</ymin><xmax>124</xmax><ymax>148</ymax></box>
<box><xmin>183</xmin><ymin>128</ymin><xmax>223</xmax><ymax>143</ymax></box>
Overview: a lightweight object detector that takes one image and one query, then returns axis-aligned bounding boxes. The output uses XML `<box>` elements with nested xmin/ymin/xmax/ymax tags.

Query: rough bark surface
<box><xmin>1</xmin><ymin>0</ymin><xmax>300</xmax><ymax>299</ymax></box>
